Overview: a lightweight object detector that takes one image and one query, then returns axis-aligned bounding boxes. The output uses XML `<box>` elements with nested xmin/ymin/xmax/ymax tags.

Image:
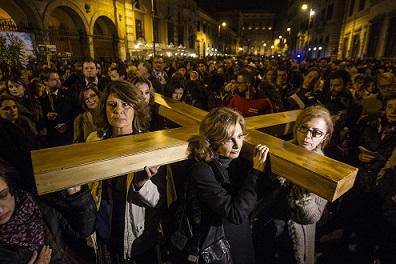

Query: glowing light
<box><xmin>279</xmin><ymin>35</ymin><xmax>283</xmax><ymax>39</ymax></box>
<box><xmin>301</xmin><ymin>4</ymin><xmax>308</xmax><ymax>10</ymax></box>
<box><xmin>313</xmin><ymin>47</ymin><xmax>317</xmax><ymax>51</ymax></box>
<box><xmin>297</xmin><ymin>54</ymin><xmax>301</xmax><ymax>58</ymax></box>
<box><xmin>308</xmin><ymin>48</ymin><xmax>312</xmax><ymax>51</ymax></box>
<box><xmin>287</xmin><ymin>27</ymin><xmax>291</xmax><ymax>32</ymax></box>
<box><xmin>310</xmin><ymin>9</ymin><xmax>316</xmax><ymax>17</ymax></box>
<box><xmin>271</xmin><ymin>45</ymin><xmax>274</xmax><ymax>49</ymax></box>
<box><xmin>221</xmin><ymin>22</ymin><xmax>227</xmax><ymax>27</ymax></box>
<box><xmin>318</xmin><ymin>46</ymin><xmax>323</xmax><ymax>50</ymax></box>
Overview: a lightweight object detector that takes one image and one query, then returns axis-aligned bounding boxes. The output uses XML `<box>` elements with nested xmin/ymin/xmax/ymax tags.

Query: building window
<box><xmin>367</xmin><ymin>21</ymin><xmax>381</xmax><ymax>57</ymax></box>
<box><xmin>358</xmin><ymin>0</ymin><xmax>366</xmax><ymax>11</ymax></box>
<box><xmin>135</xmin><ymin>19</ymin><xmax>144</xmax><ymax>39</ymax></box>
<box><xmin>168</xmin><ymin>22</ymin><xmax>174</xmax><ymax>44</ymax></box>
<box><xmin>385</xmin><ymin>16</ymin><xmax>396</xmax><ymax>57</ymax></box>
<box><xmin>203</xmin><ymin>24</ymin><xmax>207</xmax><ymax>34</ymax></box>
<box><xmin>197</xmin><ymin>21</ymin><xmax>200</xmax><ymax>32</ymax></box>
<box><xmin>134</xmin><ymin>0</ymin><xmax>140</xmax><ymax>9</ymax></box>
<box><xmin>327</xmin><ymin>4</ymin><xmax>334</xmax><ymax>20</ymax></box>
<box><xmin>349</xmin><ymin>0</ymin><xmax>355</xmax><ymax>16</ymax></box>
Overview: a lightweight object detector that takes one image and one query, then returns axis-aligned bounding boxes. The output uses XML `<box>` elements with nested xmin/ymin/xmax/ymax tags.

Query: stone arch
<box><xmin>92</xmin><ymin>15</ymin><xmax>119</xmax><ymax>60</ymax></box>
<box><xmin>0</xmin><ymin>0</ymin><xmax>42</xmax><ymax>31</ymax></box>
<box><xmin>43</xmin><ymin>2</ymin><xmax>89</xmax><ymax>59</ymax></box>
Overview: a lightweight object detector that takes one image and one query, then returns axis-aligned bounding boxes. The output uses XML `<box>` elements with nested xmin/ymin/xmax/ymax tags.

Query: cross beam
<box><xmin>32</xmin><ymin>94</ymin><xmax>357</xmax><ymax>201</ymax></box>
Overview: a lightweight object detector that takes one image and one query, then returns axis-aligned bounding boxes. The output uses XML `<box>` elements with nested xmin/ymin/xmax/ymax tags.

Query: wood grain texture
<box><xmin>242</xmin><ymin>130</ymin><xmax>357</xmax><ymax>201</ymax></box>
<box><xmin>32</xmin><ymin>96</ymin><xmax>357</xmax><ymax>201</ymax></box>
<box><xmin>245</xmin><ymin>110</ymin><xmax>301</xmax><ymax>130</ymax></box>
<box><xmin>33</xmin><ymin>127</ymin><xmax>196</xmax><ymax>195</ymax></box>
<box><xmin>154</xmin><ymin>93</ymin><xmax>207</xmax><ymax>123</ymax></box>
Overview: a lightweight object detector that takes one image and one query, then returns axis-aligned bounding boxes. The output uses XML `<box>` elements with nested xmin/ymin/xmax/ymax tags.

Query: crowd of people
<box><xmin>0</xmin><ymin>54</ymin><xmax>396</xmax><ymax>264</ymax></box>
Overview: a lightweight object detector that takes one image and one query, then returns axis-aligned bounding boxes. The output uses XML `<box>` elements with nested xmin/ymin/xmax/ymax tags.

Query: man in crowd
<box><xmin>40</xmin><ymin>69</ymin><xmax>74</xmax><ymax>147</ymax></box>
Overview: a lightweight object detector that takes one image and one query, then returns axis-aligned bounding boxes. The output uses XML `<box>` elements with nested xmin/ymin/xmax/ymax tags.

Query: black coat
<box><xmin>40</xmin><ymin>89</ymin><xmax>74</xmax><ymax>147</ymax></box>
<box><xmin>190</xmin><ymin>157</ymin><xmax>260</xmax><ymax>264</ymax></box>
<box><xmin>0</xmin><ymin>189</ymin><xmax>96</xmax><ymax>263</ymax></box>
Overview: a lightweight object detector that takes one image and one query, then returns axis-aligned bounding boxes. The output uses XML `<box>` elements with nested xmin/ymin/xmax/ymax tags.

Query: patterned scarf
<box><xmin>0</xmin><ymin>190</ymin><xmax>44</xmax><ymax>251</ymax></box>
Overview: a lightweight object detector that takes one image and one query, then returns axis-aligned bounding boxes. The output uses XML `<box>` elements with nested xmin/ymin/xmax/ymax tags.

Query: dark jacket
<box><xmin>0</xmin><ymin>189</ymin><xmax>96</xmax><ymax>263</ymax></box>
<box><xmin>190</xmin><ymin>157</ymin><xmax>260</xmax><ymax>264</ymax></box>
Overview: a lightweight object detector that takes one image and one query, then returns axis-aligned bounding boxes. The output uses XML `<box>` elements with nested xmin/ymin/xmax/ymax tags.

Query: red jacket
<box><xmin>228</xmin><ymin>94</ymin><xmax>273</xmax><ymax>117</ymax></box>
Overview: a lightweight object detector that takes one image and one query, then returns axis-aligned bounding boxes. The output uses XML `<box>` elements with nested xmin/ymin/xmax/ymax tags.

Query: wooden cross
<box><xmin>31</xmin><ymin>94</ymin><xmax>358</xmax><ymax>201</ymax></box>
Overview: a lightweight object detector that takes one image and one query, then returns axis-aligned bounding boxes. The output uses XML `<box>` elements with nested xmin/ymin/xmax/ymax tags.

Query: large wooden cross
<box><xmin>31</xmin><ymin>94</ymin><xmax>358</xmax><ymax>202</ymax></box>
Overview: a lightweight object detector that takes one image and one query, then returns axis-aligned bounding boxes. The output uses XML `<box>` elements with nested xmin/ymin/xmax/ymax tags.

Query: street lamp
<box><xmin>301</xmin><ymin>4</ymin><xmax>308</xmax><ymax>10</ymax></box>
<box><xmin>218</xmin><ymin>21</ymin><xmax>227</xmax><ymax>55</ymax></box>
<box><xmin>287</xmin><ymin>27</ymin><xmax>291</xmax><ymax>32</ymax></box>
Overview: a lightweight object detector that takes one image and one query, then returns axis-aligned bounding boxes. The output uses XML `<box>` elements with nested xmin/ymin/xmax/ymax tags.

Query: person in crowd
<box><xmin>131</xmin><ymin>76</ymin><xmax>164</xmax><ymax>131</ymax></box>
<box><xmin>87</xmin><ymin>80</ymin><xmax>167</xmax><ymax>264</ymax></box>
<box><xmin>6</xmin><ymin>78</ymin><xmax>34</xmax><ymax>118</ymax></box>
<box><xmin>376</xmin><ymin>147</ymin><xmax>396</xmax><ymax>263</ymax></box>
<box><xmin>187</xmin><ymin>107</ymin><xmax>269</xmax><ymax>264</ymax></box>
<box><xmin>228</xmin><ymin>72</ymin><xmax>273</xmax><ymax>117</ymax></box>
<box><xmin>287</xmin><ymin>67</ymin><xmax>322</xmax><ymax>110</ymax></box>
<box><xmin>40</xmin><ymin>68</ymin><xmax>74</xmax><ymax>147</ymax></box>
<box><xmin>73</xmin><ymin>83</ymin><xmax>102</xmax><ymax>143</ymax></box>
<box><xmin>137</xmin><ymin>62</ymin><xmax>151</xmax><ymax>79</ymax></box>
<box><xmin>267</xmin><ymin>67</ymin><xmax>296</xmax><ymax>112</ymax></box>
<box><xmin>360</xmin><ymin>75</ymin><xmax>382</xmax><ymax>114</ymax></box>
<box><xmin>29</xmin><ymin>78</ymin><xmax>47</xmax><ymax>137</ymax></box>
<box><xmin>150</xmin><ymin>57</ymin><xmax>169</xmax><ymax>95</ymax></box>
<box><xmin>377</xmin><ymin>72</ymin><xmax>396</xmax><ymax>99</ymax></box>
<box><xmin>109</xmin><ymin>62</ymin><xmax>127</xmax><ymax>81</ymax></box>
<box><xmin>167</xmin><ymin>79</ymin><xmax>185</xmax><ymax>102</ymax></box>
<box><xmin>183</xmin><ymin>71</ymin><xmax>209</xmax><ymax>110</ymax></box>
<box><xmin>0</xmin><ymin>95</ymin><xmax>37</xmax><ymax>192</ymax></box>
<box><xmin>0</xmin><ymin>163</ymin><xmax>96</xmax><ymax>263</ymax></box>
<box><xmin>253</xmin><ymin>105</ymin><xmax>333</xmax><ymax>264</ymax></box>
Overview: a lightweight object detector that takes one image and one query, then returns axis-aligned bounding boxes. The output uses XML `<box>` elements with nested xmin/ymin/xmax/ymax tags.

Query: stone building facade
<box><xmin>286</xmin><ymin>0</ymin><xmax>346</xmax><ymax>59</ymax></box>
<box><xmin>0</xmin><ymin>0</ymin><xmax>237</xmax><ymax>60</ymax></box>
<box><xmin>338</xmin><ymin>0</ymin><xmax>396</xmax><ymax>59</ymax></box>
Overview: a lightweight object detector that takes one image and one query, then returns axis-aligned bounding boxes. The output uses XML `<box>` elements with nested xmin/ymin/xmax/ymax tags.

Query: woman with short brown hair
<box><xmin>186</xmin><ymin>107</ymin><xmax>269</xmax><ymax>264</ymax></box>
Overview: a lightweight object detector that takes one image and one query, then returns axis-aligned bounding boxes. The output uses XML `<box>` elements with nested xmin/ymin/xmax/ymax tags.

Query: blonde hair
<box><xmin>293</xmin><ymin>105</ymin><xmax>333</xmax><ymax>150</ymax></box>
<box><xmin>188</xmin><ymin>107</ymin><xmax>246</xmax><ymax>161</ymax></box>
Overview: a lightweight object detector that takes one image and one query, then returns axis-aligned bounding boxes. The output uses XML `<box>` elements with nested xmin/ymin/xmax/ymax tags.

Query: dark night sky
<box><xmin>196</xmin><ymin>0</ymin><xmax>288</xmax><ymax>13</ymax></box>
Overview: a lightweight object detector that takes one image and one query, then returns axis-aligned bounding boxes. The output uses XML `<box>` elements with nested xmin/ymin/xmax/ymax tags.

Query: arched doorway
<box><xmin>93</xmin><ymin>16</ymin><xmax>118</xmax><ymax>60</ymax></box>
<box><xmin>46</xmin><ymin>6</ymin><xmax>88</xmax><ymax>59</ymax></box>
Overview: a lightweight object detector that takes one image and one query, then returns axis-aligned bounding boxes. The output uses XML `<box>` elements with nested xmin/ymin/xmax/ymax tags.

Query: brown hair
<box><xmin>188</xmin><ymin>107</ymin><xmax>246</xmax><ymax>161</ymax></box>
<box><xmin>293</xmin><ymin>105</ymin><xmax>334</xmax><ymax>150</ymax></box>
<box><xmin>99</xmin><ymin>80</ymin><xmax>150</xmax><ymax>135</ymax></box>
<box><xmin>130</xmin><ymin>76</ymin><xmax>155</xmax><ymax>105</ymax></box>
<box><xmin>79</xmin><ymin>83</ymin><xmax>102</xmax><ymax>110</ymax></box>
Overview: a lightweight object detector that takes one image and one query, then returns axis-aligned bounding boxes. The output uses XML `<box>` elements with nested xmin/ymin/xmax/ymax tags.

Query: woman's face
<box><xmin>217</xmin><ymin>122</ymin><xmax>244</xmax><ymax>159</ymax></box>
<box><xmin>0</xmin><ymin>178</ymin><xmax>15</xmax><ymax>225</ymax></box>
<box><xmin>172</xmin><ymin>88</ymin><xmax>184</xmax><ymax>101</ymax></box>
<box><xmin>137</xmin><ymin>83</ymin><xmax>151</xmax><ymax>104</ymax></box>
<box><xmin>266</xmin><ymin>70</ymin><xmax>274</xmax><ymax>83</ymax></box>
<box><xmin>8</xmin><ymin>81</ymin><xmax>25</xmax><ymax>98</ymax></box>
<box><xmin>385</xmin><ymin>98</ymin><xmax>396</xmax><ymax>124</ymax></box>
<box><xmin>106</xmin><ymin>93</ymin><xmax>135</xmax><ymax>129</ymax></box>
<box><xmin>0</xmin><ymin>100</ymin><xmax>18</xmax><ymax>121</ymax></box>
<box><xmin>296</xmin><ymin>117</ymin><xmax>328</xmax><ymax>151</ymax></box>
<box><xmin>83</xmin><ymin>89</ymin><xmax>100</xmax><ymax>110</ymax></box>
<box><xmin>303</xmin><ymin>70</ymin><xmax>319</xmax><ymax>88</ymax></box>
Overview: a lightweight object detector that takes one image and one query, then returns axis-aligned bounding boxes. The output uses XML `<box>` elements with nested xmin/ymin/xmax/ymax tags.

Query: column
<box><xmin>87</xmin><ymin>35</ymin><xmax>95</xmax><ymax>59</ymax></box>
<box><xmin>376</xmin><ymin>14</ymin><xmax>390</xmax><ymax>58</ymax></box>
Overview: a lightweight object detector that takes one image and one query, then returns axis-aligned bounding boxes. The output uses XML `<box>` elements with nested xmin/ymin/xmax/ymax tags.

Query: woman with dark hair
<box><xmin>6</xmin><ymin>78</ymin><xmax>34</xmax><ymax>119</ymax></box>
<box><xmin>87</xmin><ymin>80</ymin><xmax>166</xmax><ymax>264</ymax></box>
<box><xmin>253</xmin><ymin>105</ymin><xmax>333</xmax><ymax>264</ymax></box>
<box><xmin>186</xmin><ymin>107</ymin><xmax>269</xmax><ymax>263</ymax></box>
<box><xmin>0</xmin><ymin>162</ymin><xmax>96</xmax><ymax>263</ymax></box>
<box><xmin>73</xmin><ymin>83</ymin><xmax>102</xmax><ymax>143</ymax></box>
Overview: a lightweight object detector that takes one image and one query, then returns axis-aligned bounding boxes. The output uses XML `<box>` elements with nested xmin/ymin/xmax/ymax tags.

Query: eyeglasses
<box><xmin>297</xmin><ymin>125</ymin><xmax>325</xmax><ymax>138</ymax></box>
